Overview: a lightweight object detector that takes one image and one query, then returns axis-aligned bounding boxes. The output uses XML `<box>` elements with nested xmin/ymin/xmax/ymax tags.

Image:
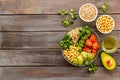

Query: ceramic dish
<box><xmin>60</xmin><ymin>26</ymin><xmax>100</xmax><ymax>66</ymax></box>
<box><xmin>79</xmin><ymin>3</ymin><xmax>98</xmax><ymax>22</ymax></box>
<box><xmin>96</xmin><ymin>15</ymin><xmax>115</xmax><ymax>34</ymax></box>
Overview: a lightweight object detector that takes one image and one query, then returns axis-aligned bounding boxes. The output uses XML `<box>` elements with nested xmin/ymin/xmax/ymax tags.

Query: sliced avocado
<box><xmin>72</xmin><ymin>58</ymin><xmax>78</xmax><ymax>65</ymax></box>
<box><xmin>81</xmin><ymin>51</ymin><xmax>88</xmax><ymax>59</ymax></box>
<box><xmin>100</xmin><ymin>52</ymin><xmax>116</xmax><ymax>70</ymax></box>
<box><xmin>88</xmin><ymin>53</ymin><xmax>94</xmax><ymax>60</ymax></box>
<box><xmin>81</xmin><ymin>51</ymin><xmax>94</xmax><ymax>59</ymax></box>
<box><xmin>77</xmin><ymin>54</ymin><xmax>84</xmax><ymax>65</ymax></box>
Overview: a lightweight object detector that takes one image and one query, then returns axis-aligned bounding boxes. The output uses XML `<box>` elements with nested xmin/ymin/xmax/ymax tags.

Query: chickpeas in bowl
<box><xmin>96</xmin><ymin>15</ymin><xmax>115</xmax><ymax>34</ymax></box>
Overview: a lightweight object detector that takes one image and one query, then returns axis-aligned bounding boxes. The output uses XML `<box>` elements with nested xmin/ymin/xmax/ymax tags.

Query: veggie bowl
<box><xmin>60</xmin><ymin>26</ymin><xmax>100</xmax><ymax>66</ymax></box>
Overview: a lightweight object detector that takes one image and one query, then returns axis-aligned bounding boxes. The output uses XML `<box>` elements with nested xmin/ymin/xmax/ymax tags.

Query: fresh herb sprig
<box><xmin>60</xmin><ymin>35</ymin><xmax>73</xmax><ymax>50</ymax></box>
<box><xmin>99</xmin><ymin>2</ymin><xmax>109</xmax><ymax>13</ymax></box>
<box><xmin>58</xmin><ymin>8</ymin><xmax>78</xmax><ymax>27</ymax></box>
<box><xmin>88</xmin><ymin>64</ymin><xmax>98</xmax><ymax>73</ymax></box>
<box><xmin>61</xmin><ymin>17</ymin><xmax>73</xmax><ymax>27</ymax></box>
<box><xmin>58</xmin><ymin>9</ymin><xmax>68</xmax><ymax>16</ymax></box>
<box><xmin>69</xmin><ymin>8</ymin><xmax>78</xmax><ymax>19</ymax></box>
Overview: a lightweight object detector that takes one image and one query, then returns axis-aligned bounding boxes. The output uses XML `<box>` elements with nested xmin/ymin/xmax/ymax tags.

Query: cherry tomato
<box><xmin>86</xmin><ymin>39</ymin><xmax>92</xmax><ymax>47</ymax></box>
<box><xmin>92</xmin><ymin>49</ymin><xmax>97</xmax><ymax>56</ymax></box>
<box><xmin>83</xmin><ymin>45</ymin><xmax>91</xmax><ymax>53</ymax></box>
<box><xmin>92</xmin><ymin>41</ymin><xmax>99</xmax><ymax>50</ymax></box>
<box><xmin>90</xmin><ymin>34</ymin><xmax>97</xmax><ymax>42</ymax></box>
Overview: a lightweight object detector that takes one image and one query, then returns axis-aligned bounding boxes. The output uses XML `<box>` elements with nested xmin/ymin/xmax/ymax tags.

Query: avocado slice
<box><xmin>72</xmin><ymin>58</ymin><xmax>78</xmax><ymax>65</ymax></box>
<box><xmin>72</xmin><ymin>54</ymin><xmax>84</xmax><ymax>65</ymax></box>
<box><xmin>81</xmin><ymin>51</ymin><xmax>88</xmax><ymax>59</ymax></box>
<box><xmin>100</xmin><ymin>52</ymin><xmax>116</xmax><ymax>70</ymax></box>
<box><xmin>77</xmin><ymin>55</ymin><xmax>84</xmax><ymax>65</ymax></box>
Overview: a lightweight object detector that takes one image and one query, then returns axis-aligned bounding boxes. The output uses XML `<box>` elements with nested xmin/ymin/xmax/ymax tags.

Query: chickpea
<box><xmin>96</xmin><ymin>15</ymin><xmax>114</xmax><ymax>33</ymax></box>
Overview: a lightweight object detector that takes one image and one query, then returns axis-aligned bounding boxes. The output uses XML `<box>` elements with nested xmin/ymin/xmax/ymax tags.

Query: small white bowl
<box><xmin>79</xmin><ymin>3</ymin><xmax>98</xmax><ymax>22</ymax></box>
<box><xmin>96</xmin><ymin>15</ymin><xmax>115</xmax><ymax>34</ymax></box>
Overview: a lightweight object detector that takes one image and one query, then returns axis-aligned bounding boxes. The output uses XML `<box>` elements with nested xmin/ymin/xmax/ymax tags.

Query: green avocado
<box><xmin>72</xmin><ymin>58</ymin><xmax>78</xmax><ymax>65</ymax></box>
<box><xmin>81</xmin><ymin>51</ymin><xmax>88</xmax><ymax>59</ymax></box>
<box><xmin>100</xmin><ymin>52</ymin><xmax>116</xmax><ymax>70</ymax></box>
<box><xmin>72</xmin><ymin>54</ymin><xmax>84</xmax><ymax>65</ymax></box>
<box><xmin>77</xmin><ymin>55</ymin><xmax>84</xmax><ymax>65</ymax></box>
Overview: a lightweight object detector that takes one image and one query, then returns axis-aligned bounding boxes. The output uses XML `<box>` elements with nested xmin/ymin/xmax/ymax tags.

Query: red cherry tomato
<box><xmin>91</xmin><ymin>49</ymin><xmax>97</xmax><ymax>56</ymax></box>
<box><xmin>92</xmin><ymin>41</ymin><xmax>99</xmax><ymax>50</ymax></box>
<box><xmin>90</xmin><ymin>34</ymin><xmax>97</xmax><ymax>42</ymax></box>
<box><xmin>83</xmin><ymin>45</ymin><xmax>91</xmax><ymax>53</ymax></box>
<box><xmin>86</xmin><ymin>39</ymin><xmax>92</xmax><ymax>47</ymax></box>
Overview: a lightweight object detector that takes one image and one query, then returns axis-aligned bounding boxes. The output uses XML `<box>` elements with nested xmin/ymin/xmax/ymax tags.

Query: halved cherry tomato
<box><xmin>82</xmin><ymin>45</ymin><xmax>87</xmax><ymax>51</ymax></box>
<box><xmin>92</xmin><ymin>41</ymin><xmax>99</xmax><ymax>50</ymax></box>
<box><xmin>83</xmin><ymin>45</ymin><xmax>91</xmax><ymax>53</ymax></box>
<box><xmin>92</xmin><ymin>49</ymin><xmax>97</xmax><ymax>56</ymax></box>
<box><xmin>90</xmin><ymin>34</ymin><xmax>97</xmax><ymax>42</ymax></box>
<box><xmin>86</xmin><ymin>39</ymin><xmax>92</xmax><ymax>47</ymax></box>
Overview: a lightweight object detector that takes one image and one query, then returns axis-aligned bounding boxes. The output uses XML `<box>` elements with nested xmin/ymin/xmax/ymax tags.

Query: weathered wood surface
<box><xmin>0</xmin><ymin>49</ymin><xmax>119</xmax><ymax>66</ymax></box>
<box><xmin>1</xmin><ymin>67</ymin><xmax>120</xmax><ymax>80</ymax></box>
<box><xmin>1</xmin><ymin>31</ymin><xmax>120</xmax><ymax>49</ymax></box>
<box><xmin>0</xmin><ymin>15</ymin><xmax>120</xmax><ymax>31</ymax></box>
<box><xmin>1</xmin><ymin>0</ymin><xmax>120</xmax><ymax>14</ymax></box>
<box><xmin>0</xmin><ymin>0</ymin><xmax>120</xmax><ymax>80</ymax></box>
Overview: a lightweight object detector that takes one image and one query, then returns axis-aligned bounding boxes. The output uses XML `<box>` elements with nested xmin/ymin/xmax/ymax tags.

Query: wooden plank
<box><xmin>0</xmin><ymin>15</ymin><xmax>120</xmax><ymax>31</ymax></box>
<box><xmin>0</xmin><ymin>49</ymin><xmax>65</xmax><ymax>66</ymax></box>
<box><xmin>0</xmin><ymin>0</ymin><xmax>2</xmax><ymax>13</ymax></box>
<box><xmin>2</xmin><ymin>0</ymin><xmax>120</xmax><ymax>14</ymax></box>
<box><xmin>0</xmin><ymin>49</ymin><xmax>119</xmax><ymax>66</ymax></box>
<box><xmin>1</xmin><ymin>31</ymin><xmax>120</xmax><ymax>49</ymax></box>
<box><xmin>1</xmin><ymin>67</ymin><xmax>120</xmax><ymax>80</ymax></box>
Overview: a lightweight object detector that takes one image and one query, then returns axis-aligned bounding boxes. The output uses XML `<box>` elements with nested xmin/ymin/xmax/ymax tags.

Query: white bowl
<box><xmin>96</xmin><ymin>15</ymin><xmax>115</xmax><ymax>34</ymax></box>
<box><xmin>79</xmin><ymin>3</ymin><xmax>98</xmax><ymax>22</ymax></box>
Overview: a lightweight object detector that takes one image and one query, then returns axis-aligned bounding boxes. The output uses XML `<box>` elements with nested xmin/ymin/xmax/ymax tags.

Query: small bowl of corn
<box><xmin>96</xmin><ymin>15</ymin><xmax>115</xmax><ymax>34</ymax></box>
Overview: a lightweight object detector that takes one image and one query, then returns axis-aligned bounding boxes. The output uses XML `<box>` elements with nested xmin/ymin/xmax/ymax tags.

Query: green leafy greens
<box><xmin>76</xmin><ymin>26</ymin><xmax>92</xmax><ymax>53</ymax></box>
<box><xmin>99</xmin><ymin>2</ymin><xmax>109</xmax><ymax>13</ymax></box>
<box><xmin>60</xmin><ymin>35</ymin><xmax>73</xmax><ymax>50</ymax></box>
<box><xmin>61</xmin><ymin>17</ymin><xmax>73</xmax><ymax>27</ymax></box>
<box><xmin>58</xmin><ymin>8</ymin><xmax>78</xmax><ymax>27</ymax></box>
<box><xmin>58</xmin><ymin>9</ymin><xmax>68</xmax><ymax>16</ymax></box>
<box><xmin>69</xmin><ymin>8</ymin><xmax>78</xmax><ymax>19</ymax></box>
<box><xmin>88</xmin><ymin>64</ymin><xmax>98</xmax><ymax>73</ymax></box>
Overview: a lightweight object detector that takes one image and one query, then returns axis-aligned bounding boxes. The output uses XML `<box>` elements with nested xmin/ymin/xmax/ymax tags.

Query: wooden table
<box><xmin>0</xmin><ymin>0</ymin><xmax>120</xmax><ymax>80</ymax></box>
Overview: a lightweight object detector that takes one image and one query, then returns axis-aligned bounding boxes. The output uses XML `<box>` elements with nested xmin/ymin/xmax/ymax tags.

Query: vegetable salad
<box><xmin>60</xmin><ymin>26</ymin><xmax>99</xmax><ymax>66</ymax></box>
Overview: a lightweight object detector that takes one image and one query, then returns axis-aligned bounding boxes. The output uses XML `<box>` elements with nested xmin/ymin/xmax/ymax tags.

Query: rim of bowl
<box><xmin>60</xmin><ymin>28</ymin><xmax>100</xmax><ymax>66</ymax></box>
<box><xmin>79</xmin><ymin>3</ymin><xmax>98</xmax><ymax>22</ymax></box>
<box><xmin>96</xmin><ymin>15</ymin><xmax>115</xmax><ymax>34</ymax></box>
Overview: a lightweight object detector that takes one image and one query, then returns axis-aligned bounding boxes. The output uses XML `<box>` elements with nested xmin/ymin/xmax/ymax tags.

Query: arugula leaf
<box><xmin>88</xmin><ymin>64</ymin><xmax>98</xmax><ymax>73</ymax></box>
<box><xmin>58</xmin><ymin>9</ymin><xmax>68</xmax><ymax>16</ymax></box>
<box><xmin>99</xmin><ymin>2</ymin><xmax>109</xmax><ymax>13</ymax></box>
<box><xmin>69</xmin><ymin>8</ymin><xmax>78</xmax><ymax>19</ymax></box>
<box><xmin>61</xmin><ymin>17</ymin><xmax>73</xmax><ymax>27</ymax></box>
<box><xmin>60</xmin><ymin>35</ymin><xmax>73</xmax><ymax>50</ymax></box>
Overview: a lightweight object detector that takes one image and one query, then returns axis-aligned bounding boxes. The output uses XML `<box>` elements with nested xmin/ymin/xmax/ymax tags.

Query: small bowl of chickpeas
<box><xmin>96</xmin><ymin>15</ymin><xmax>115</xmax><ymax>34</ymax></box>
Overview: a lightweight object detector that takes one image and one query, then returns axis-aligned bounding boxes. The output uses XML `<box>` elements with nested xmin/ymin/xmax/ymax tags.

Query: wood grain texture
<box><xmin>0</xmin><ymin>49</ymin><xmax>119</xmax><ymax>66</ymax></box>
<box><xmin>1</xmin><ymin>67</ymin><xmax>120</xmax><ymax>80</ymax></box>
<box><xmin>0</xmin><ymin>0</ymin><xmax>2</xmax><ymax>13</ymax></box>
<box><xmin>1</xmin><ymin>31</ymin><xmax>120</xmax><ymax>49</ymax></box>
<box><xmin>0</xmin><ymin>15</ymin><xmax>120</xmax><ymax>31</ymax></box>
<box><xmin>2</xmin><ymin>0</ymin><xmax>120</xmax><ymax>14</ymax></box>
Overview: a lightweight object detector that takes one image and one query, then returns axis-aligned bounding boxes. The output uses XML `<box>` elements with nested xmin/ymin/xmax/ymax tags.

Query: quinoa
<box><xmin>80</xmin><ymin>4</ymin><xmax>97</xmax><ymax>21</ymax></box>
